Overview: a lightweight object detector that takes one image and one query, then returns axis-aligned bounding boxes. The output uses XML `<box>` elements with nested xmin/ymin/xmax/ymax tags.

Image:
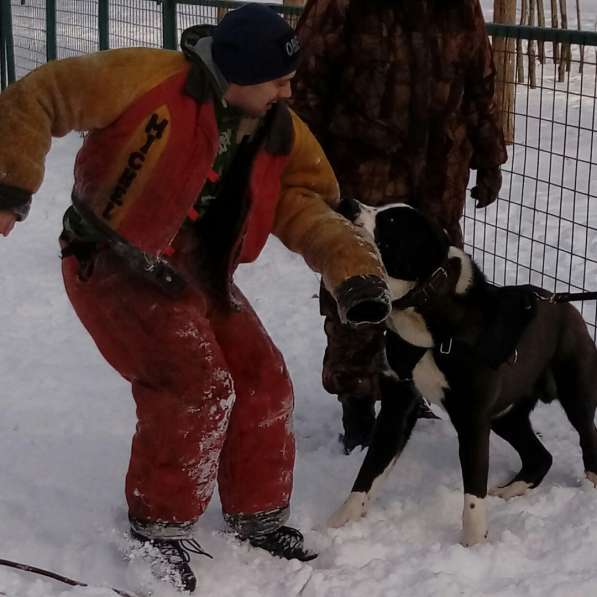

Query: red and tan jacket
<box><xmin>0</xmin><ymin>47</ymin><xmax>389</xmax><ymax>315</ymax></box>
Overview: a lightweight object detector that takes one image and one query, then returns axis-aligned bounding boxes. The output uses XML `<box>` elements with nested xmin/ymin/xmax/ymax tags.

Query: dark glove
<box><xmin>333</xmin><ymin>274</ymin><xmax>391</xmax><ymax>326</ymax></box>
<box><xmin>471</xmin><ymin>167</ymin><xmax>502</xmax><ymax>209</ymax></box>
<box><xmin>0</xmin><ymin>183</ymin><xmax>32</xmax><ymax>221</ymax></box>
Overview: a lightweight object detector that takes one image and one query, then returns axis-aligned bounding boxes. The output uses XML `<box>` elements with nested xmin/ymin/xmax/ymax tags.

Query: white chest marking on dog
<box><xmin>412</xmin><ymin>351</ymin><xmax>449</xmax><ymax>405</ymax></box>
<box><xmin>489</xmin><ymin>480</ymin><xmax>532</xmax><ymax>499</ymax></box>
<box><xmin>462</xmin><ymin>494</ymin><xmax>488</xmax><ymax>546</ymax></box>
<box><xmin>448</xmin><ymin>247</ymin><xmax>475</xmax><ymax>294</ymax></box>
<box><xmin>387</xmin><ymin>309</ymin><xmax>434</xmax><ymax>347</ymax></box>
<box><xmin>388</xmin><ymin>277</ymin><xmax>416</xmax><ymax>301</ymax></box>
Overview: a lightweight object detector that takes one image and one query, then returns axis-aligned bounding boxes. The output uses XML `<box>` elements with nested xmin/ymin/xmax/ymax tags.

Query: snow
<box><xmin>2</xmin><ymin>2</ymin><xmax>597</xmax><ymax>596</ymax></box>
<box><xmin>2</xmin><ymin>133</ymin><xmax>597</xmax><ymax>597</ymax></box>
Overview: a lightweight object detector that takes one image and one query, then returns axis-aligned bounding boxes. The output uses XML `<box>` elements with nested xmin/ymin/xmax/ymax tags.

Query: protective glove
<box><xmin>471</xmin><ymin>167</ymin><xmax>502</xmax><ymax>209</ymax></box>
<box><xmin>333</xmin><ymin>274</ymin><xmax>391</xmax><ymax>326</ymax></box>
<box><xmin>0</xmin><ymin>183</ymin><xmax>32</xmax><ymax>221</ymax></box>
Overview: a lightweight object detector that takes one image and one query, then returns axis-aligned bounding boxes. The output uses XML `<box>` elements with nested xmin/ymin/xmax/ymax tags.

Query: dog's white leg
<box><xmin>327</xmin><ymin>492</ymin><xmax>369</xmax><ymax>528</ymax></box>
<box><xmin>586</xmin><ymin>471</ymin><xmax>597</xmax><ymax>487</ymax></box>
<box><xmin>461</xmin><ymin>494</ymin><xmax>488</xmax><ymax>546</ymax></box>
<box><xmin>328</xmin><ymin>451</ymin><xmax>400</xmax><ymax>528</ymax></box>
<box><xmin>488</xmin><ymin>480</ymin><xmax>532</xmax><ymax>499</ymax></box>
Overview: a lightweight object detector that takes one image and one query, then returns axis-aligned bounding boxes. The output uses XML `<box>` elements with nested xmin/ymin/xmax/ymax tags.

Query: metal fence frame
<box><xmin>466</xmin><ymin>22</ymin><xmax>597</xmax><ymax>336</ymax></box>
<box><xmin>2</xmin><ymin>1</ymin><xmax>597</xmax><ymax>336</ymax></box>
<box><xmin>0</xmin><ymin>0</ymin><xmax>302</xmax><ymax>81</ymax></box>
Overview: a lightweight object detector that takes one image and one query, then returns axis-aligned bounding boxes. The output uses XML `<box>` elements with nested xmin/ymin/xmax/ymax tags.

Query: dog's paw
<box><xmin>461</xmin><ymin>494</ymin><xmax>488</xmax><ymax>547</ymax></box>
<box><xmin>488</xmin><ymin>480</ymin><xmax>531</xmax><ymax>500</ymax></box>
<box><xmin>327</xmin><ymin>492</ymin><xmax>369</xmax><ymax>528</ymax></box>
<box><xmin>586</xmin><ymin>471</ymin><xmax>597</xmax><ymax>487</ymax></box>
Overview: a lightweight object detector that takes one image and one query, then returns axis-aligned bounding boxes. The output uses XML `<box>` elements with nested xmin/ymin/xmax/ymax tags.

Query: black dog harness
<box><xmin>436</xmin><ymin>285</ymin><xmax>536</xmax><ymax>369</ymax></box>
<box><xmin>390</xmin><ymin>256</ymin><xmax>597</xmax><ymax>370</ymax></box>
<box><xmin>390</xmin><ymin>262</ymin><xmax>535</xmax><ymax>370</ymax></box>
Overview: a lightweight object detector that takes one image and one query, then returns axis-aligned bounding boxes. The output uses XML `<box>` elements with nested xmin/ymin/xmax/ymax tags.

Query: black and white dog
<box><xmin>329</xmin><ymin>200</ymin><xmax>597</xmax><ymax>546</ymax></box>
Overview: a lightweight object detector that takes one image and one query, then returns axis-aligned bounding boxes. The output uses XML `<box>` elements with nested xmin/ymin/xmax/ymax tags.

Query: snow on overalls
<box><xmin>61</xmin><ymin>64</ymin><xmax>296</xmax><ymax>532</ymax></box>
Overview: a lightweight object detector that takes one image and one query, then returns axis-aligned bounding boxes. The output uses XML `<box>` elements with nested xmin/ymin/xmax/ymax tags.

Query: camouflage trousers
<box><xmin>320</xmin><ymin>283</ymin><xmax>387</xmax><ymax>400</ymax></box>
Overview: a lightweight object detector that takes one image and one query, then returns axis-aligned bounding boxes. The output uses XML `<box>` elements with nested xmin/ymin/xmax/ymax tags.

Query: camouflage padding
<box><xmin>292</xmin><ymin>0</ymin><xmax>507</xmax><ymax>242</ymax></box>
<box><xmin>319</xmin><ymin>284</ymin><xmax>387</xmax><ymax>398</ymax></box>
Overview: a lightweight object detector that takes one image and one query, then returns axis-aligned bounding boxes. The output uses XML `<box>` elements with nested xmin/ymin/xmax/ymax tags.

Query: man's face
<box><xmin>225</xmin><ymin>72</ymin><xmax>295</xmax><ymax>117</ymax></box>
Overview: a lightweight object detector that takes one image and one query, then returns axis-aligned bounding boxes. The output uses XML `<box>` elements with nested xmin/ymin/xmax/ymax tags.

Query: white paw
<box><xmin>586</xmin><ymin>471</ymin><xmax>597</xmax><ymax>487</ymax></box>
<box><xmin>461</xmin><ymin>494</ymin><xmax>488</xmax><ymax>547</ymax></box>
<box><xmin>327</xmin><ymin>492</ymin><xmax>368</xmax><ymax>528</ymax></box>
<box><xmin>488</xmin><ymin>480</ymin><xmax>532</xmax><ymax>500</ymax></box>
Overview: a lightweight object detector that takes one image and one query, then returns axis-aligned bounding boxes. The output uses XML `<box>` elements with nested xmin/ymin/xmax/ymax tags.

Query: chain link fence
<box><xmin>466</xmin><ymin>24</ymin><xmax>597</xmax><ymax>335</ymax></box>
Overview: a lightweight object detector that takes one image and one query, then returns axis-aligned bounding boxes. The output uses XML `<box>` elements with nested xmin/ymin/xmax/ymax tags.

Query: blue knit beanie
<box><xmin>212</xmin><ymin>3</ymin><xmax>301</xmax><ymax>86</ymax></box>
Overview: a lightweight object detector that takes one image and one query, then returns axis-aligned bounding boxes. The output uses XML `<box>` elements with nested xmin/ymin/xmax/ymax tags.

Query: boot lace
<box><xmin>179</xmin><ymin>538</ymin><xmax>213</xmax><ymax>560</ymax></box>
<box><xmin>156</xmin><ymin>538</ymin><xmax>213</xmax><ymax>563</ymax></box>
<box><xmin>249</xmin><ymin>526</ymin><xmax>316</xmax><ymax>561</ymax></box>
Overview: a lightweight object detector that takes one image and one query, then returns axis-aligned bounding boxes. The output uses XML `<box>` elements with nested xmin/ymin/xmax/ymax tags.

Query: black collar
<box><xmin>392</xmin><ymin>257</ymin><xmax>460</xmax><ymax>310</ymax></box>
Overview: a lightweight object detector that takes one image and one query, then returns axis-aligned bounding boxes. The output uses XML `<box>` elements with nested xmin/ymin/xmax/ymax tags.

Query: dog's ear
<box><xmin>420</xmin><ymin>217</ymin><xmax>451</xmax><ymax>269</ymax></box>
<box><xmin>337</xmin><ymin>197</ymin><xmax>362</xmax><ymax>222</ymax></box>
<box><xmin>446</xmin><ymin>256</ymin><xmax>462</xmax><ymax>289</ymax></box>
<box><xmin>427</xmin><ymin>219</ymin><xmax>450</xmax><ymax>251</ymax></box>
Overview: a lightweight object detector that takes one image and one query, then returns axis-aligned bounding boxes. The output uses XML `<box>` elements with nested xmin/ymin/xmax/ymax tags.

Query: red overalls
<box><xmin>62</xmin><ymin>68</ymin><xmax>295</xmax><ymax>527</ymax></box>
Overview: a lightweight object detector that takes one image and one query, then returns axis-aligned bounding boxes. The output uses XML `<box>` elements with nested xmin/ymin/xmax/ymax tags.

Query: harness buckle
<box><xmin>427</xmin><ymin>266</ymin><xmax>449</xmax><ymax>293</ymax></box>
<box><xmin>439</xmin><ymin>338</ymin><xmax>453</xmax><ymax>355</ymax></box>
<box><xmin>416</xmin><ymin>266</ymin><xmax>449</xmax><ymax>306</ymax></box>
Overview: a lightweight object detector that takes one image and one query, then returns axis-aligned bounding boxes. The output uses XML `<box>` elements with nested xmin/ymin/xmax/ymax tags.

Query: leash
<box><xmin>529</xmin><ymin>286</ymin><xmax>597</xmax><ymax>304</ymax></box>
<box><xmin>393</xmin><ymin>276</ymin><xmax>597</xmax><ymax>310</ymax></box>
<box><xmin>0</xmin><ymin>558</ymin><xmax>144</xmax><ymax>597</ymax></box>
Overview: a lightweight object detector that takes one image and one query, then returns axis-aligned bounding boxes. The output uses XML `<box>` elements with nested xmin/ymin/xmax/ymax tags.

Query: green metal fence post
<box><xmin>1</xmin><ymin>47</ymin><xmax>5</xmax><ymax>91</ymax></box>
<box><xmin>46</xmin><ymin>0</ymin><xmax>57</xmax><ymax>61</ymax></box>
<box><xmin>162</xmin><ymin>0</ymin><xmax>178</xmax><ymax>50</ymax></box>
<box><xmin>98</xmin><ymin>0</ymin><xmax>110</xmax><ymax>50</ymax></box>
<box><xmin>0</xmin><ymin>0</ymin><xmax>15</xmax><ymax>85</ymax></box>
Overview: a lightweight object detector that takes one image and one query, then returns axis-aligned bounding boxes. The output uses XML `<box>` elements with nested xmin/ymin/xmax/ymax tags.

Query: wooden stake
<box><xmin>558</xmin><ymin>0</ymin><xmax>570</xmax><ymax>81</ymax></box>
<box><xmin>528</xmin><ymin>0</ymin><xmax>537</xmax><ymax>87</ymax></box>
<box><xmin>517</xmin><ymin>0</ymin><xmax>528</xmax><ymax>83</ymax></box>
<box><xmin>493</xmin><ymin>0</ymin><xmax>516</xmax><ymax>145</ymax></box>
<box><xmin>576</xmin><ymin>0</ymin><xmax>585</xmax><ymax>72</ymax></box>
<box><xmin>551</xmin><ymin>0</ymin><xmax>560</xmax><ymax>63</ymax></box>
<box><xmin>537</xmin><ymin>0</ymin><xmax>546</xmax><ymax>63</ymax></box>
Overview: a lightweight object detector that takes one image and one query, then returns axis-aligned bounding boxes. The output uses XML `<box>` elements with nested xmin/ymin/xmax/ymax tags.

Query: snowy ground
<box><xmin>1</xmin><ymin>135</ymin><xmax>597</xmax><ymax>597</ymax></box>
<box><xmin>2</xmin><ymin>2</ymin><xmax>597</xmax><ymax>597</ymax></box>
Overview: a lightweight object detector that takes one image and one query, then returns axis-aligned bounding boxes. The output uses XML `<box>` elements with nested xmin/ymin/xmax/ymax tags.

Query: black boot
<box><xmin>130</xmin><ymin>528</ymin><xmax>212</xmax><ymax>593</ymax></box>
<box><xmin>248</xmin><ymin>526</ymin><xmax>317</xmax><ymax>562</ymax></box>
<box><xmin>339</xmin><ymin>395</ymin><xmax>376</xmax><ymax>454</ymax></box>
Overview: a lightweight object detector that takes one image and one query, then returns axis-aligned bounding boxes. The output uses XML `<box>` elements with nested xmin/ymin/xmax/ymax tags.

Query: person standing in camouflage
<box><xmin>291</xmin><ymin>0</ymin><xmax>508</xmax><ymax>453</ymax></box>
